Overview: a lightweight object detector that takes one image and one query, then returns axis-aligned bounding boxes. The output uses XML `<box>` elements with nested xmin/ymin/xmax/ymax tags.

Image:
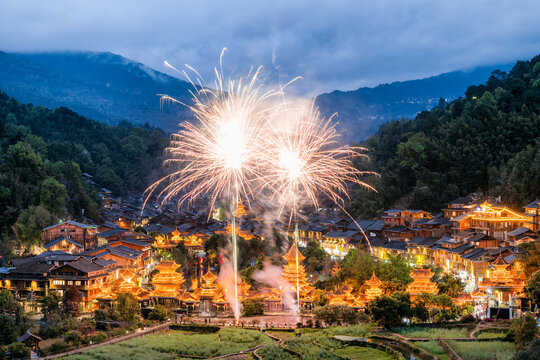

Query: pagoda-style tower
<box><xmin>239</xmin><ymin>280</ymin><xmax>252</xmax><ymax>300</ymax></box>
<box><xmin>152</xmin><ymin>234</ymin><xmax>176</xmax><ymax>251</ymax></box>
<box><xmin>406</xmin><ymin>268</ymin><xmax>438</xmax><ymax>300</ymax></box>
<box><xmin>281</xmin><ymin>243</ymin><xmax>312</xmax><ymax>297</ymax></box>
<box><xmin>488</xmin><ymin>254</ymin><xmax>513</xmax><ymax>285</ymax></box>
<box><xmin>96</xmin><ymin>269</ymin><xmax>149</xmax><ymax>302</ymax></box>
<box><xmin>170</xmin><ymin>228</ymin><xmax>182</xmax><ymax>244</ymax></box>
<box><xmin>235</xmin><ymin>201</ymin><xmax>248</xmax><ymax>218</ymax></box>
<box><xmin>329</xmin><ymin>287</ymin><xmax>348</xmax><ymax>306</ymax></box>
<box><xmin>365</xmin><ymin>272</ymin><xmax>383</xmax><ymax>301</ymax></box>
<box><xmin>200</xmin><ymin>270</ymin><xmax>219</xmax><ymax>298</ymax></box>
<box><xmin>149</xmin><ymin>261</ymin><xmax>185</xmax><ymax>301</ymax></box>
<box><xmin>478</xmin><ymin>254</ymin><xmax>525</xmax><ymax>303</ymax></box>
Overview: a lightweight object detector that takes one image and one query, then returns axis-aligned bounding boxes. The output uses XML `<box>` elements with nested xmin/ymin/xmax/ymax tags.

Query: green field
<box><xmin>447</xmin><ymin>340</ymin><xmax>516</xmax><ymax>360</ymax></box>
<box><xmin>65</xmin><ymin>328</ymin><xmax>273</xmax><ymax>360</ymax></box>
<box><xmin>473</xmin><ymin>329</ymin><xmax>508</xmax><ymax>339</ymax></box>
<box><xmin>414</xmin><ymin>340</ymin><xmax>450</xmax><ymax>360</ymax></box>
<box><xmin>335</xmin><ymin>345</ymin><xmax>394</xmax><ymax>360</ymax></box>
<box><xmin>392</xmin><ymin>326</ymin><xmax>469</xmax><ymax>339</ymax></box>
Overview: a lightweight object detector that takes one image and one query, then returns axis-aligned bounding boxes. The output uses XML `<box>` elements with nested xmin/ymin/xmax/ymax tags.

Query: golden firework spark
<box><xmin>263</xmin><ymin>103</ymin><xmax>378</xmax><ymax>216</ymax></box>
<box><xmin>145</xmin><ymin>58</ymin><xmax>276</xmax><ymax>211</ymax></box>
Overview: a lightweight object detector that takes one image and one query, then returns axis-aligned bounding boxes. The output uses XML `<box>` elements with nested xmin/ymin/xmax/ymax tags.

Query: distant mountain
<box><xmin>0</xmin><ymin>51</ymin><xmax>194</xmax><ymax>132</ymax></box>
<box><xmin>0</xmin><ymin>51</ymin><xmax>512</xmax><ymax>140</ymax></box>
<box><xmin>315</xmin><ymin>64</ymin><xmax>513</xmax><ymax>143</ymax></box>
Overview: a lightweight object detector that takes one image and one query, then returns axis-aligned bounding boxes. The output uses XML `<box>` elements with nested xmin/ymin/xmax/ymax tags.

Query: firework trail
<box><xmin>261</xmin><ymin>103</ymin><xmax>378</xmax><ymax>304</ymax></box>
<box><xmin>144</xmin><ymin>50</ymin><xmax>278</xmax><ymax>321</ymax></box>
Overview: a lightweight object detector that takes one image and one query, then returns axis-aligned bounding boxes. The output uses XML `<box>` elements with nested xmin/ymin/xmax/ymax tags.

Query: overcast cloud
<box><xmin>1</xmin><ymin>0</ymin><xmax>540</xmax><ymax>95</ymax></box>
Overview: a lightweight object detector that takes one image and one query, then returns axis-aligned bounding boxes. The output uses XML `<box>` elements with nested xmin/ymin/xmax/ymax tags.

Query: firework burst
<box><xmin>145</xmin><ymin>59</ymin><xmax>276</xmax><ymax>212</ymax></box>
<box><xmin>262</xmin><ymin>103</ymin><xmax>378</xmax><ymax>218</ymax></box>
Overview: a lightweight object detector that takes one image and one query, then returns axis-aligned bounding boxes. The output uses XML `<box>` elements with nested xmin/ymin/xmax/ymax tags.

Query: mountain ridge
<box><xmin>0</xmin><ymin>50</ymin><xmax>512</xmax><ymax>140</ymax></box>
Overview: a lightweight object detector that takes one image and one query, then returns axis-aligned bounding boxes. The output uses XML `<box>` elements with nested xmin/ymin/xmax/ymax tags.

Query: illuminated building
<box><xmin>280</xmin><ymin>243</ymin><xmax>313</xmax><ymax>302</ymax></box>
<box><xmin>451</xmin><ymin>201</ymin><xmax>527</xmax><ymax>240</ymax></box>
<box><xmin>50</xmin><ymin>259</ymin><xmax>110</xmax><ymax>312</ymax></box>
<box><xmin>149</xmin><ymin>261</ymin><xmax>185</xmax><ymax>305</ymax></box>
<box><xmin>523</xmin><ymin>199</ymin><xmax>540</xmax><ymax>232</ymax></box>
<box><xmin>406</xmin><ymin>268</ymin><xmax>438</xmax><ymax>300</ymax></box>
<box><xmin>478</xmin><ymin>254</ymin><xmax>525</xmax><ymax>303</ymax></box>
<box><xmin>152</xmin><ymin>234</ymin><xmax>176</xmax><ymax>251</ymax></box>
<box><xmin>41</xmin><ymin>221</ymin><xmax>98</xmax><ymax>253</ymax></box>
<box><xmin>364</xmin><ymin>272</ymin><xmax>383</xmax><ymax>301</ymax></box>
<box><xmin>382</xmin><ymin>209</ymin><xmax>432</xmax><ymax>227</ymax></box>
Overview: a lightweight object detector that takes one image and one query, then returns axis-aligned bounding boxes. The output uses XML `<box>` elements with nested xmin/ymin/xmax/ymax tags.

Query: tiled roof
<box><xmin>43</xmin><ymin>220</ymin><xmax>97</xmax><ymax>231</ymax></box>
<box><xmin>44</xmin><ymin>236</ymin><xmax>83</xmax><ymax>249</ymax></box>
<box><xmin>61</xmin><ymin>259</ymin><xmax>104</xmax><ymax>273</ymax></box>
<box><xmin>98</xmin><ymin>228</ymin><xmax>128</xmax><ymax>238</ymax></box>
<box><xmin>382</xmin><ymin>241</ymin><xmax>407</xmax><ymax>251</ymax></box>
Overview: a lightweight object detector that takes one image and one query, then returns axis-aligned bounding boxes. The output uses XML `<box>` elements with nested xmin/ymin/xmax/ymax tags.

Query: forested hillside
<box><xmin>350</xmin><ymin>55</ymin><xmax>540</xmax><ymax>218</ymax></box>
<box><xmin>0</xmin><ymin>91</ymin><xmax>169</xmax><ymax>254</ymax></box>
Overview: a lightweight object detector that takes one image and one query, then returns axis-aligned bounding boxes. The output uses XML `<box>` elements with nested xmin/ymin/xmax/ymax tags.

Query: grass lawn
<box><xmin>392</xmin><ymin>326</ymin><xmax>469</xmax><ymax>339</ymax></box>
<box><xmin>414</xmin><ymin>340</ymin><xmax>450</xmax><ymax>360</ymax></box>
<box><xmin>335</xmin><ymin>346</ymin><xmax>394</xmax><ymax>360</ymax></box>
<box><xmin>65</xmin><ymin>328</ymin><xmax>273</xmax><ymax>360</ymax></box>
<box><xmin>258</xmin><ymin>344</ymin><xmax>300</xmax><ymax>360</ymax></box>
<box><xmin>474</xmin><ymin>329</ymin><xmax>508</xmax><ymax>339</ymax></box>
<box><xmin>267</xmin><ymin>330</ymin><xmax>296</xmax><ymax>340</ymax></box>
<box><xmin>447</xmin><ymin>340</ymin><xmax>516</xmax><ymax>360</ymax></box>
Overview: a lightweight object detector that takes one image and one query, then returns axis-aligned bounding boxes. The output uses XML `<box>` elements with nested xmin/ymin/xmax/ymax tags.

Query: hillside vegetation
<box><xmin>350</xmin><ymin>55</ymin><xmax>540</xmax><ymax>217</ymax></box>
<box><xmin>0</xmin><ymin>91</ymin><xmax>169</xmax><ymax>254</ymax></box>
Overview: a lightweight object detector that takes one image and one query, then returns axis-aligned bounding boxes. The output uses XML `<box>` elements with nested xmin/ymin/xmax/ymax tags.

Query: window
<box><xmin>75</xmin><ymin>281</ymin><xmax>81</xmax><ymax>286</ymax></box>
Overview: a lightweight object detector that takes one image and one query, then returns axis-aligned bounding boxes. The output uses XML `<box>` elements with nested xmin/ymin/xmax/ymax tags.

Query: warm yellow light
<box><xmin>280</xmin><ymin>150</ymin><xmax>303</xmax><ymax>180</ymax></box>
<box><xmin>218</xmin><ymin>119</ymin><xmax>244</xmax><ymax>170</ymax></box>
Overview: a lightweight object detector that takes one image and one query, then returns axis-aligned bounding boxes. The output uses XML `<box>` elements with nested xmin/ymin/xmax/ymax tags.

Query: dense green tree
<box><xmin>0</xmin><ymin>290</ymin><xmax>18</xmax><ymax>315</ymax></box>
<box><xmin>241</xmin><ymin>299</ymin><xmax>265</xmax><ymax>316</ymax></box>
<box><xmin>0</xmin><ymin>91</ymin><xmax>169</xmax><ymax>255</ymax></box>
<box><xmin>63</xmin><ymin>287</ymin><xmax>81</xmax><ymax>317</ymax></box>
<box><xmin>0</xmin><ymin>315</ymin><xmax>17</xmax><ymax>345</ymax></box>
<box><xmin>301</xmin><ymin>240</ymin><xmax>329</xmax><ymax>273</ymax></box>
<box><xmin>7</xmin><ymin>342</ymin><xmax>29</xmax><ymax>359</ymax></box>
<box><xmin>524</xmin><ymin>270</ymin><xmax>540</xmax><ymax>306</ymax></box>
<box><xmin>437</xmin><ymin>273</ymin><xmax>465</xmax><ymax>298</ymax></box>
<box><xmin>39</xmin><ymin>178</ymin><xmax>68</xmax><ymax>216</ymax></box>
<box><xmin>339</xmin><ymin>249</ymin><xmax>374</xmax><ymax>287</ymax></box>
<box><xmin>148</xmin><ymin>305</ymin><xmax>169</xmax><ymax>321</ymax></box>
<box><xmin>367</xmin><ymin>291</ymin><xmax>411</xmax><ymax>328</ymax></box>
<box><xmin>41</xmin><ymin>291</ymin><xmax>61</xmax><ymax>318</ymax></box>
<box><xmin>313</xmin><ymin>305</ymin><xmax>360</xmax><ymax>326</ymax></box>
<box><xmin>375</xmin><ymin>254</ymin><xmax>413</xmax><ymax>286</ymax></box>
<box><xmin>116</xmin><ymin>293</ymin><xmax>139</xmax><ymax>322</ymax></box>
<box><xmin>512</xmin><ymin>314</ymin><xmax>538</xmax><ymax>349</ymax></box>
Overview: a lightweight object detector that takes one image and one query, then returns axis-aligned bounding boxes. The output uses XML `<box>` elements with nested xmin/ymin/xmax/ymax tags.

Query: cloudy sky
<box><xmin>1</xmin><ymin>0</ymin><xmax>540</xmax><ymax>95</ymax></box>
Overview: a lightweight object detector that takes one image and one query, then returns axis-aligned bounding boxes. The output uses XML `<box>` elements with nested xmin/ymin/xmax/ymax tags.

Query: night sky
<box><xmin>1</xmin><ymin>0</ymin><xmax>540</xmax><ymax>95</ymax></box>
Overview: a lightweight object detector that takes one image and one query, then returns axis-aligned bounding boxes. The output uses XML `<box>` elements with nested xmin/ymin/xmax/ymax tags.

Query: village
<box><xmin>1</xmin><ymin>171</ymin><xmax>538</xmax><ymax>324</ymax></box>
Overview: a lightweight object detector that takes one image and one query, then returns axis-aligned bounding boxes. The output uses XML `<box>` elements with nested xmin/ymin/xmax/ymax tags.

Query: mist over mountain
<box><xmin>316</xmin><ymin>64</ymin><xmax>512</xmax><ymax>142</ymax></box>
<box><xmin>0</xmin><ymin>51</ymin><xmax>510</xmax><ymax>140</ymax></box>
<box><xmin>0</xmin><ymin>51</ymin><xmax>194</xmax><ymax>132</ymax></box>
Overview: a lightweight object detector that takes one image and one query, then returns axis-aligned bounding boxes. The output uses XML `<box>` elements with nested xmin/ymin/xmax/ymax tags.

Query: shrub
<box><xmin>89</xmin><ymin>332</ymin><xmax>107</xmax><ymax>344</ymax></box>
<box><xmin>64</xmin><ymin>330</ymin><xmax>84</xmax><ymax>346</ymax></box>
<box><xmin>148</xmin><ymin>305</ymin><xmax>169</xmax><ymax>321</ymax></box>
<box><xmin>313</xmin><ymin>305</ymin><xmax>360</xmax><ymax>326</ymax></box>
<box><xmin>48</xmin><ymin>341</ymin><xmax>70</xmax><ymax>353</ymax></box>
<box><xmin>242</xmin><ymin>299</ymin><xmax>265</xmax><ymax>316</ymax></box>
<box><xmin>7</xmin><ymin>342</ymin><xmax>30</xmax><ymax>359</ymax></box>
<box><xmin>512</xmin><ymin>314</ymin><xmax>538</xmax><ymax>349</ymax></box>
<box><xmin>169</xmin><ymin>323</ymin><xmax>220</xmax><ymax>333</ymax></box>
